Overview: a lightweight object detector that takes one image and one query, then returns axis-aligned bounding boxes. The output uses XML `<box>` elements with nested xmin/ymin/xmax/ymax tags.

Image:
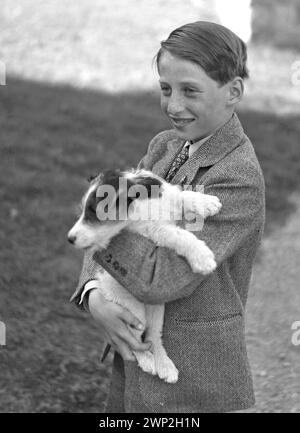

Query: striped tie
<box><xmin>165</xmin><ymin>144</ymin><xmax>190</xmax><ymax>182</ymax></box>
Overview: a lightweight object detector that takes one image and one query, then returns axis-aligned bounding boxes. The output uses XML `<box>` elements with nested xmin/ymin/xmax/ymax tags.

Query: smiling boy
<box><xmin>70</xmin><ymin>21</ymin><xmax>265</xmax><ymax>413</ymax></box>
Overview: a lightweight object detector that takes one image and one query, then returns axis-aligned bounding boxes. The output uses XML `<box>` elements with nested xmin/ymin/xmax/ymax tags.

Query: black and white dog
<box><xmin>68</xmin><ymin>169</ymin><xmax>221</xmax><ymax>383</ymax></box>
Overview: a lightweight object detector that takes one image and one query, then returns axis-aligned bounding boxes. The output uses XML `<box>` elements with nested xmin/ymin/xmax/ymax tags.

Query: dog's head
<box><xmin>67</xmin><ymin>169</ymin><xmax>162</xmax><ymax>250</ymax></box>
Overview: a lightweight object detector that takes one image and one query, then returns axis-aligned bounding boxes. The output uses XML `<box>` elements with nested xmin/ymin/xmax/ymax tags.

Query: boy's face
<box><xmin>158</xmin><ymin>51</ymin><xmax>234</xmax><ymax>142</ymax></box>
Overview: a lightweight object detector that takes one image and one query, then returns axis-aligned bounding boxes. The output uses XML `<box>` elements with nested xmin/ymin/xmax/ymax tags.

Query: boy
<box><xmin>70</xmin><ymin>21</ymin><xmax>265</xmax><ymax>413</ymax></box>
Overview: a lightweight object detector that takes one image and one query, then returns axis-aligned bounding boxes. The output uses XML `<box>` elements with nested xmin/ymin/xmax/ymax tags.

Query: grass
<box><xmin>1</xmin><ymin>0</ymin><xmax>300</xmax><ymax>413</ymax></box>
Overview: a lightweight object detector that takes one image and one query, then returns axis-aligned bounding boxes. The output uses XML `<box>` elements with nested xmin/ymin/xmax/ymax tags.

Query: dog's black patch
<box><xmin>100</xmin><ymin>169</ymin><xmax>134</xmax><ymax>209</ymax></box>
<box><xmin>83</xmin><ymin>170</ymin><xmax>164</xmax><ymax>222</ymax></box>
<box><xmin>101</xmin><ymin>170</ymin><xmax>163</xmax><ymax>199</ymax></box>
<box><xmin>101</xmin><ymin>169</ymin><xmax>122</xmax><ymax>186</ymax></box>
<box><xmin>83</xmin><ymin>189</ymin><xmax>99</xmax><ymax>223</ymax></box>
<box><xmin>132</xmin><ymin>175</ymin><xmax>163</xmax><ymax>199</ymax></box>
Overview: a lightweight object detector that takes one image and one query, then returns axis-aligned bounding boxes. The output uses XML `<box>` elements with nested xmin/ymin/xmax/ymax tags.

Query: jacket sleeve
<box><xmin>92</xmin><ymin>162</ymin><xmax>265</xmax><ymax>304</ymax></box>
<box><xmin>69</xmin><ymin>248</ymin><xmax>104</xmax><ymax>310</ymax></box>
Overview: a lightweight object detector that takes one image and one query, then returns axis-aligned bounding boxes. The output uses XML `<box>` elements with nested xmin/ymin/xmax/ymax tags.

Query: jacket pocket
<box><xmin>138</xmin><ymin>314</ymin><xmax>254</xmax><ymax>413</ymax></box>
<box><xmin>174</xmin><ymin>312</ymin><xmax>243</xmax><ymax>327</ymax></box>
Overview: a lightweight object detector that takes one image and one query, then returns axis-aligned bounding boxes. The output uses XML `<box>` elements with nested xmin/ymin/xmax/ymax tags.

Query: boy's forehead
<box><xmin>158</xmin><ymin>51</ymin><xmax>212</xmax><ymax>83</ymax></box>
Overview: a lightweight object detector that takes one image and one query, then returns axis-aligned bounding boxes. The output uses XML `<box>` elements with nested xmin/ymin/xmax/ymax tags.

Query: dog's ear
<box><xmin>110</xmin><ymin>174</ymin><xmax>136</xmax><ymax>219</ymax></box>
<box><xmin>95</xmin><ymin>170</ymin><xmax>129</xmax><ymax>220</ymax></box>
<box><xmin>87</xmin><ymin>174</ymin><xmax>98</xmax><ymax>183</ymax></box>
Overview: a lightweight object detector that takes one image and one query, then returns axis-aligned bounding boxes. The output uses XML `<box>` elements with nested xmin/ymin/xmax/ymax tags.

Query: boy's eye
<box><xmin>184</xmin><ymin>87</ymin><xmax>197</xmax><ymax>95</ymax></box>
<box><xmin>160</xmin><ymin>86</ymin><xmax>171</xmax><ymax>96</ymax></box>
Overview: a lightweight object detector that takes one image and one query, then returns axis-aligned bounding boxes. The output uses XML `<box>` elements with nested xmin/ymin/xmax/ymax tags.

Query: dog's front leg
<box><xmin>144</xmin><ymin>304</ymin><xmax>178</xmax><ymax>383</ymax></box>
<box><xmin>149</xmin><ymin>225</ymin><xmax>216</xmax><ymax>274</ymax></box>
<box><xmin>180</xmin><ymin>190</ymin><xmax>222</xmax><ymax>219</ymax></box>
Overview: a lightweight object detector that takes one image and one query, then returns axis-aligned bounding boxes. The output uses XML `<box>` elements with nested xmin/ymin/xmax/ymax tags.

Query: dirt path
<box><xmin>243</xmin><ymin>193</ymin><xmax>300</xmax><ymax>412</ymax></box>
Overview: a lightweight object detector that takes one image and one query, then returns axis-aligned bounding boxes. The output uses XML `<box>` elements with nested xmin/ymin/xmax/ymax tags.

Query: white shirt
<box><xmin>184</xmin><ymin>134</ymin><xmax>213</xmax><ymax>157</ymax></box>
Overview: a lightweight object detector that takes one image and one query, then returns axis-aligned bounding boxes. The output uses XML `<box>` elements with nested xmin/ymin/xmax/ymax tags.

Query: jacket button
<box><xmin>113</xmin><ymin>261</ymin><xmax>120</xmax><ymax>270</ymax></box>
<box><xmin>105</xmin><ymin>254</ymin><xmax>112</xmax><ymax>263</ymax></box>
<box><xmin>120</xmin><ymin>267</ymin><xmax>127</xmax><ymax>276</ymax></box>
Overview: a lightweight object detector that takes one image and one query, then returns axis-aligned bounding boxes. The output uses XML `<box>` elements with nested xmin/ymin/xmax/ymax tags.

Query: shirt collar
<box><xmin>167</xmin><ymin>113</ymin><xmax>245</xmax><ymax>169</ymax></box>
<box><xmin>183</xmin><ymin>134</ymin><xmax>213</xmax><ymax>157</ymax></box>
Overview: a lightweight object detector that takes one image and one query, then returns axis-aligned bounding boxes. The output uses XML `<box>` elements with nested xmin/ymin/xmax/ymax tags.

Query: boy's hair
<box><xmin>155</xmin><ymin>21</ymin><xmax>249</xmax><ymax>85</ymax></box>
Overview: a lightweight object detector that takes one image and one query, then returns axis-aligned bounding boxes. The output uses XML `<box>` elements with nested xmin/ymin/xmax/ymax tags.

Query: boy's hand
<box><xmin>88</xmin><ymin>288</ymin><xmax>151</xmax><ymax>361</ymax></box>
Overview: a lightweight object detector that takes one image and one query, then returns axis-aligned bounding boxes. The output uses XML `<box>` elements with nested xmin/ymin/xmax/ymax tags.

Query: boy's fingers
<box><xmin>135</xmin><ymin>342</ymin><xmax>153</xmax><ymax>352</ymax></box>
<box><xmin>120</xmin><ymin>309</ymin><xmax>144</xmax><ymax>331</ymax></box>
<box><xmin>125</xmin><ymin>328</ymin><xmax>152</xmax><ymax>351</ymax></box>
<box><xmin>143</xmin><ymin>339</ymin><xmax>153</xmax><ymax>351</ymax></box>
<box><xmin>125</xmin><ymin>336</ymin><xmax>152</xmax><ymax>352</ymax></box>
<box><xmin>113</xmin><ymin>338</ymin><xmax>136</xmax><ymax>362</ymax></box>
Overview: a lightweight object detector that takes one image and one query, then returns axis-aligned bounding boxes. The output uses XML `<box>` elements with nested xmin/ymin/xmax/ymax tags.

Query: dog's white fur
<box><xmin>68</xmin><ymin>169</ymin><xmax>222</xmax><ymax>383</ymax></box>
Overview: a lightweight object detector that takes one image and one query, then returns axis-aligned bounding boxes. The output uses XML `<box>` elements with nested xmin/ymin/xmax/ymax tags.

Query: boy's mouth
<box><xmin>169</xmin><ymin>117</ymin><xmax>195</xmax><ymax>128</ymax></box>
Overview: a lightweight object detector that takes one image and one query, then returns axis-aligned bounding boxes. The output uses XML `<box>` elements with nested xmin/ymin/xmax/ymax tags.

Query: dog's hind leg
<box><xmin>144</xmin><ymin>304</ymin><xmax>178</xmax><ymax>383</ymax></box>
<box><xmin>133</xmin><ymin>350</ymin><xmax>156</xmax><ymax>376</ymax></box>
<box><xmin>129</xmin><ymin>325</ymin><xmax>156</xmax><ymax>376</ymax></box>
<box><xmin>98</xmin><ymin>273</ymin><xmax>156</xmax><ymax>374</ymax></box>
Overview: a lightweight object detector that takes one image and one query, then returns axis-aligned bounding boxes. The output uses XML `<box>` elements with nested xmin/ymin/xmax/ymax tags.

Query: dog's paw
<box><xmin>201</xmin><ymin>195</ymin><xmax>222</xmax><ymax>218</ymax></box>
<box><xmin>135</xmin><ymin>350</ymin><xmax>156</xmax><ymax>376</ymax></box>
<box><xmin>189</xmin><ymin>242</ymin><xmax>216</xmax><ymax>275</ymax></box>
<box><xmin>155</xmin><ymin>356</ymin><xmax>179</xmax><ymax>384</ymax></box>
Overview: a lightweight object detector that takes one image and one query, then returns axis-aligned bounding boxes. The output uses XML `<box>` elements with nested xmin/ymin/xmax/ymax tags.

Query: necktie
<box><xmin>165</xmin><ymin>144</ymin><xmax>190</xmax><ymax>182</ymax></box>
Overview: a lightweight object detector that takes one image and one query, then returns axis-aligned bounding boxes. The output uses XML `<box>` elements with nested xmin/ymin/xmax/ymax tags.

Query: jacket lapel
<box><xmin>152</xmin><ymin>136</ymin><xmax>184</xmax><ymax>178</ymax></box>
<box><xmin>171</xmin><ymin>113</ymin><xmax>245</xmax><ymax>185</ymax></box>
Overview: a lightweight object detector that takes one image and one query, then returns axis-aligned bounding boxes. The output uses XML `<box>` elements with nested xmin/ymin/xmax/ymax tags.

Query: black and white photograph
<box><xmin>0</xmin><ymin>0</ymin><xmax>300</xmax><ymax>415</ymax></box>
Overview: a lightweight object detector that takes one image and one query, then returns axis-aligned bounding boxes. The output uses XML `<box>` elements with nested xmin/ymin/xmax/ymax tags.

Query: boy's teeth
<box><xmin>173</xmin><ymin>118</ymin><xmax>193</xmax><ymax>124</ymax></box>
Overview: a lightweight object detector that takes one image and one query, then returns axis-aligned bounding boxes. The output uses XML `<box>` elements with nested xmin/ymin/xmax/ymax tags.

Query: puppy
<box><xmin>68</xmin><ymin>168</ymin><xmax>222</xmax><ymax>383</ymax></box>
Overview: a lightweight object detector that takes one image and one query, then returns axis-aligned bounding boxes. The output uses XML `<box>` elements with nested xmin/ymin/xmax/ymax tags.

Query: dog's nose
<box><xmin>68</xmin><ymin>234</ymin><xmax>76</xmax><ymax>244</ymax></box>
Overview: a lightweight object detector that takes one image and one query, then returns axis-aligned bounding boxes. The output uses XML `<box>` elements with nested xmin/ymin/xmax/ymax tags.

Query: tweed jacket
<box><xmin>70</xmin><ymin>113</ymin><xmax>265</xmax><ymax>413</ymax></box>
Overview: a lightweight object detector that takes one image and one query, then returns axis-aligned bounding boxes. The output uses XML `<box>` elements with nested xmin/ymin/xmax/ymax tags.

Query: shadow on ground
<box><xmin>1</xmin><ymin>76</ymin><xmax>300</xmax><ymax>412</ymax></box>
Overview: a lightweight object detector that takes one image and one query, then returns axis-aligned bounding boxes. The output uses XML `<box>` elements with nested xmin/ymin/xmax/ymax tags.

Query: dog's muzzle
<box><xmin>67</xmin><ymin>234</ymin><xmax>76</xmax><ymax>244</ymax></box>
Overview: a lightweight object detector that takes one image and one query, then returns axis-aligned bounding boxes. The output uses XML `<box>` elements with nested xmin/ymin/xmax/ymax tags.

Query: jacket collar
<box><xmin>159</xmin><ymin>113</ymin><xmax>245</xmax><ymax>184</ymax></box>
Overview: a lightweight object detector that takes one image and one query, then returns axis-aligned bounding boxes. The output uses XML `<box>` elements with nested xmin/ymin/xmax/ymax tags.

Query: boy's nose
<box><xmin>168</xmin><ymin>101</ymin><xmax>184</xmax><ymax>116</ymax></box>
<box><xmin>167</xmin><ymin>99</ymin><xmax>185</xmax><ymax>116</ymax></box>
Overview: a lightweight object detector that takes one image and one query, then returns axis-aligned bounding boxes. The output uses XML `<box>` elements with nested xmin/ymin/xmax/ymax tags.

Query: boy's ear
<box><xmin>227</xmin><ymin>77</ymin><xmax>244</xmax><ymax>106</ymax></box>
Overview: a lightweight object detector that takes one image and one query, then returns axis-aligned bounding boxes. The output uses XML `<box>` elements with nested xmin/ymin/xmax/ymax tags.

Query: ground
<box><xmin>0</xmin><ymin>0</ymin><xmax>299</xmax><ymax>413</ymax></box>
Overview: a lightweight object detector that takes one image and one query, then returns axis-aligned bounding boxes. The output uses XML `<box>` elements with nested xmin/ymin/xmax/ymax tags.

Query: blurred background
<box><xmin>0</xmin><ymin>0</ymin><xmax>300</xmax><ymax>413</ymax></box>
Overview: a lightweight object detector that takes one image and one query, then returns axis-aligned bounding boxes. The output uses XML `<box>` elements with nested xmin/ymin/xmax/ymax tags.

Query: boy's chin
<box><xmin>173</xmin><ymin>129</ymin><xmax>193</xmax><ymax>141</ymax></box>
<box><xmin>174</xmin><ymin>129</ymin><xmax>205</xmax><ymax>143</ymax></box>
